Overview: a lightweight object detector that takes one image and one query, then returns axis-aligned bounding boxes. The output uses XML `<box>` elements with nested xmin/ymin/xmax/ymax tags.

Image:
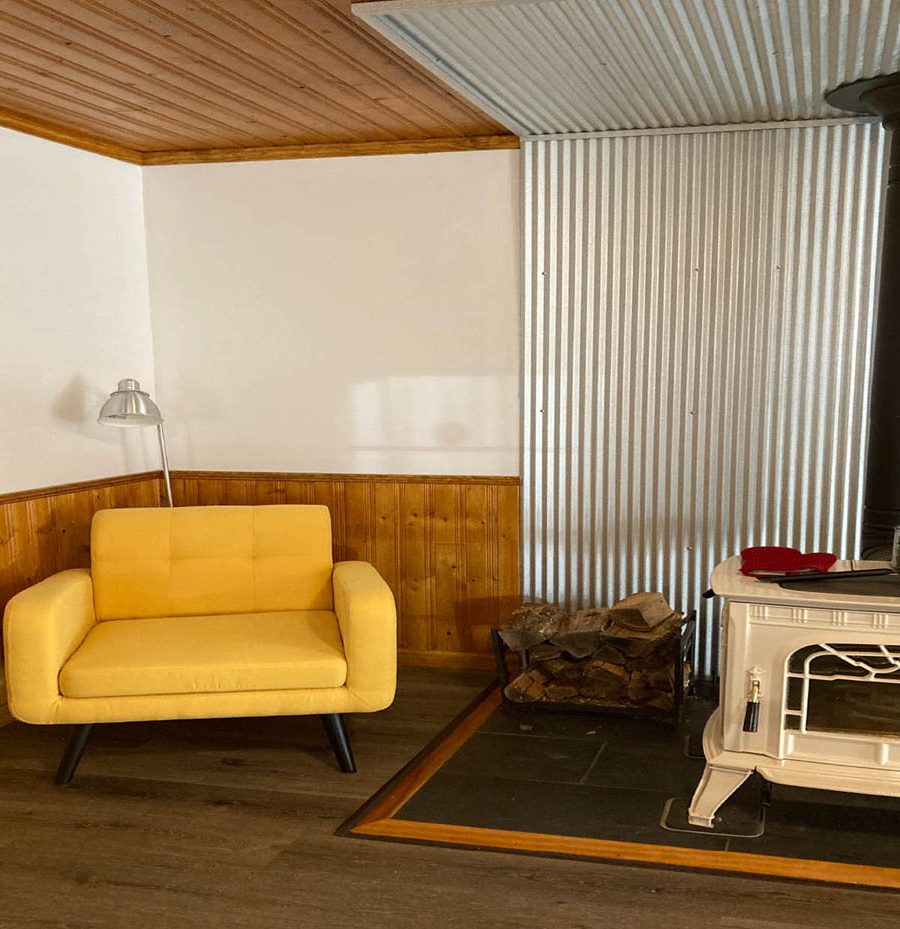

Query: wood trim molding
<box><xmin>398</xmin><ymin>649</ymin><xmax>499</xmax><ymax>672</ymax></box>
<box><xmin>356</xmin><ymin>687</ymin><xmax>502</xmax><ymax>825</ymax></box>
<box><xmin>356</xmin><ymin>818</ymin><xmax>900</xmax><ymax>890</ymax></box>
<box><xmin>141</xmin><ymin>135</ymin><xmax>520</xmax><ymax>165</ymax></box>
<box><xmin>0</xmin><ymin>471</ymin><xmax>163</xmax><ymax>506</ymax></box>
<box><xmin>170</xmin><ymin>470</ymin><xmax>520</xmax><ymax>486</ymax></box>
<box><xmin>0</xmin><ymin>469</ymin><xmax>520</xmax><ymax>506</ymax></box>
<box><xmin>0</xmin><ymin>109</ymin><xmax>144</xmax><ymax>164</ymax></box>
<box><xmin>2</xmin><ymin>112</ymin><xmax>519</xmax><ymax>166</ymax></box>
<box><xmin>349</xmin><ymin>687</ymin><xmax>900</xmax><ymax>891</ymax></box>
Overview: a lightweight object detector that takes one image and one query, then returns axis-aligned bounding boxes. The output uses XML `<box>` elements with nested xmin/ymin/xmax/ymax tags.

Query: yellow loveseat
<box><xmin>3</xmin><ymin>504</ymin><xmax>397</xmax><ymax>782</ymax></box>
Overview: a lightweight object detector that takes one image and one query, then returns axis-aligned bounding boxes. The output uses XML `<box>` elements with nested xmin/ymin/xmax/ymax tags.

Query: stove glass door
<box><xmin>785</xmin><ymin>644</ymin><xmax>900</xmax><ymax>738</ymax></box>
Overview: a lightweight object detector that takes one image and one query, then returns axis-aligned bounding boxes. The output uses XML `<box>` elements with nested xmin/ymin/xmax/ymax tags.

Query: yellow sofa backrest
<box><xmin>91</xmin><ymin>505</ymin><xmax>334</xmax><ymax>620</ymax></box>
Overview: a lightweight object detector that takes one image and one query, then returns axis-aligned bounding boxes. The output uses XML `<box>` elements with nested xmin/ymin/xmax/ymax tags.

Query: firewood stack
<box><xmin>499</xmin><ymin>593</ymin><xmax>685</xmax><ymax>712</ymax></box>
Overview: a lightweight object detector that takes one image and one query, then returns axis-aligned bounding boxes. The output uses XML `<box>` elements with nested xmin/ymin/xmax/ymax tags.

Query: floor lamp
<box><xmin>98</xmin><ymin>378</ymin><xmax>174</xmax><ymax>507</ymax></box>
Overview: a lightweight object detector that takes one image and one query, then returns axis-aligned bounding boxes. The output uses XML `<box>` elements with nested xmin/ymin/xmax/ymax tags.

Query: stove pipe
<box><xmin>827</xmin><ymin>75</ymin><xmax>900</xmax><ymax>558</ymax></box>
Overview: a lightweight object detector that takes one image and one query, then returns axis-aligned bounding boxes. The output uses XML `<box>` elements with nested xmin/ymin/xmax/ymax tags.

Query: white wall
<box><xmin>0</xmin><ymin>129</ymin><xmax>156</xmax><ymax>494</ymax></box>
<box><xmin>143</xmin><ymin>149</ymin><xmax>520</xmax><ymax>476</ymax></box>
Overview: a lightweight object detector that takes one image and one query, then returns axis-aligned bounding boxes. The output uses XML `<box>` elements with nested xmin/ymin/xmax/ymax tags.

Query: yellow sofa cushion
<box><xmin>59</xmin><ymin>610</ymin><xmax>347</xmax><ymax>699</ymax></box>
<box><xmin>91</xmin><ymin>505</ymin><xmax>333</xmax><ymax>620</ymax></box>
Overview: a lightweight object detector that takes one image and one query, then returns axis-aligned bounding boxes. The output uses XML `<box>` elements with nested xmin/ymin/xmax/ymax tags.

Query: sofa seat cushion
<box><xmin>59</xmin><ymin>611</ymin><xmax>347</xmax><ymax>699</ymax></box>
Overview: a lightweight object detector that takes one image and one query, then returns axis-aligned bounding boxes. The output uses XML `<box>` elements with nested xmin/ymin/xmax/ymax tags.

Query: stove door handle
<box><xmin>742</xmin><ymin>701</ymin><xmax>760</xmax><ymax>733</ymax></box>
<box><xmin>742</xmin><ymin>679</ymin><xmax>761</xmax><ymax>733</ymax></box>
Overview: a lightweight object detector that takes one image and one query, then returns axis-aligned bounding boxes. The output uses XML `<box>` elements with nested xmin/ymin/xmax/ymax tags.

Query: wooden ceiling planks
<box><xmin>0</xmin><ymin>0</ymin><xmax>517</xmax><ymax>164</ymax></box>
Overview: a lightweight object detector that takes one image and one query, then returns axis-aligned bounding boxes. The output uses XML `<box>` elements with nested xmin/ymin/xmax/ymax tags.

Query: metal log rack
<box><xmin>491</xmin><ymin>610</ymin><xmax>697</xmax><ymax>725</ymax></box>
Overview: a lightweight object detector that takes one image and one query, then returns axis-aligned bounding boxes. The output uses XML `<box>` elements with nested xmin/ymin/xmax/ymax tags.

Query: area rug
<box><xmin>341</xmin><ymin>685</ymin><xmax>900</xmax><ymax>890</ymax></box>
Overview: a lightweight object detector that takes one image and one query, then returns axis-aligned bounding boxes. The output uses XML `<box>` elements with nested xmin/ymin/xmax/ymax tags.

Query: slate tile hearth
<box><xmin>400</xmin><ymin>772</ymin><xmax>730</xmax><ymax>850</ymax></box>
<box><xmin>439</xmin><ymin>733</ymin><xmax>604</xmax><ymax>785</ymax></box>
<box><xmin>582</xmin><ymin>740</ymin><xmax>704</xmax><ymax>795</ymax></box>
<box><xmin>393</xmin><ymin>697</ymin><xmax>900</xmax><ymax>868</ymax></box>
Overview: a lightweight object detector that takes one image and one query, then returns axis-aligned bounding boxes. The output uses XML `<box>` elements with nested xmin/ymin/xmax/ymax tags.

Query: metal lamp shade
<box><xmin>98</xmin><ymin>378</ymin><xmax>173</xmax><ymax>507</ymax></box>
<box><xmin>98</xmin><ymin>379</ymin><xmax>163</xmax><ymax>427</ymax></box>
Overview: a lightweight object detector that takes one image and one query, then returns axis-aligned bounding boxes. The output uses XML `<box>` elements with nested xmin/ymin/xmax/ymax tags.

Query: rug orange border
<box><xmin>343</xmin><ymin>686</ymin><xmax>900</xmax><ymax>891</ymax></box>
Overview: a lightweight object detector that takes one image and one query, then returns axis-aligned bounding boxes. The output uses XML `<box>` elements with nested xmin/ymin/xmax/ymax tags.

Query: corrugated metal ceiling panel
<box><xmin>355</xmin><ymin>0</ymin><xmax>900</xmax><ymax>134</ymax></box>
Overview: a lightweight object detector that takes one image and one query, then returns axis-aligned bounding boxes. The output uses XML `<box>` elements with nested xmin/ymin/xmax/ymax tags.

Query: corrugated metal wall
<box><xmin>523</xmin><ymin>122</ymin><xmax>888</xmax><ymax>677</ymax></box>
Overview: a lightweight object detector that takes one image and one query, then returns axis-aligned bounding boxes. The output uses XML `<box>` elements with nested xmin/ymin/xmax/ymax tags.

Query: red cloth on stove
<box><xmin>740</xmin><ymin>546</ymin><xmax>837</xmax><ymax>577</ymax></box>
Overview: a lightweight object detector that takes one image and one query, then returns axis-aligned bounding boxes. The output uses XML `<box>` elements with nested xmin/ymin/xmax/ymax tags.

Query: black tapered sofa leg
<box><xmin>321</xmin><ymin>714</ymin><xmax>357</xmax><ymax>773</ymax></box>
<box><xmin>55</xmin><ymin>723</ymin><xmax>94</xmax><ymax>785</ymax></box>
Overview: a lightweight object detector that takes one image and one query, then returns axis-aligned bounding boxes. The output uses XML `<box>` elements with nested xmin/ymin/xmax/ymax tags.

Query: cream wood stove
<box><xmin>689</xmin><ymin>556</ymin><xmax>900</xmax><ymax>827</ymax></box>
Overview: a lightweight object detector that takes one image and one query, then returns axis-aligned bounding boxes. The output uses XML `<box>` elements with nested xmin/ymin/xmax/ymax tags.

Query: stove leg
<box><xmin>688</xmin><ymin>763</ymin><xmax>752</xmax><ymax>828</ymax></box>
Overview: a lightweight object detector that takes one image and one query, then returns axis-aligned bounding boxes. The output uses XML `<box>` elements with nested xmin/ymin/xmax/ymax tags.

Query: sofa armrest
<box><xmin>3</xmin><ymin>569</ymin><xmax>96</xmax><ymax>724</ymax></box>
<box><xmin>333</xmin><ymin>561</ymin><xmax>397</xmax><ymax>711</ymax></box>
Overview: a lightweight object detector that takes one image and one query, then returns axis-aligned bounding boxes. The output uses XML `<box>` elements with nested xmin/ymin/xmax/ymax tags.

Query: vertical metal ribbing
<box><xmin>365</xmin><ymin>1</ymin><xmax>900</xmax><ymax>135</ymax></box>
<box><xmin>522</xmin><ymin>123</ymin><xmax>888</xmax><ymax>678</ymax></box>
<box><xmin>522</xmin><ymin>141</ymin><xmax>535</xmax><ymax>602</ymax></box>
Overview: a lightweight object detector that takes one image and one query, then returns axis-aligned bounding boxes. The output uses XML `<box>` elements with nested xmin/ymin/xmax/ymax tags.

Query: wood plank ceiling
<box><xmin>0</xmin><ymin>0</ymin><xmax>516</xmax><ymax>164</ymax></box>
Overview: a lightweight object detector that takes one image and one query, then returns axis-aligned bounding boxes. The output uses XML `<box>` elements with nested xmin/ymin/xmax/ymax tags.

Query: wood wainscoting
<box><xmin>170</xmin><ymin>471</ymin><xmax>520</xmax><ymax>667</ymax></box>
<box><xmin>0</xmin><ymin>470</ymin><xmax>520</xmax><ymax>713</ymax></box>
<box><xmin>0</xmin><ymin>471</ymin><xmax>166</xmax><ymax>713</ymax></box>
<box><xmin>0</xmin><ymin>472</ymin><xmax>165</xmax><ymax>611</ymax></box>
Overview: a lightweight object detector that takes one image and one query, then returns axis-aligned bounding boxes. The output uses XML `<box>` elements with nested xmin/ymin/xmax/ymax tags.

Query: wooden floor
<box><xmin>0</xmin><ymin>669</ymin><xmax>897</xmax><ymax>928</ymax></box>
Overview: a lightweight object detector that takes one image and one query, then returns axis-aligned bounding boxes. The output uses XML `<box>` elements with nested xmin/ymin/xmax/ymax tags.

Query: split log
<box><xmin>544</xmin><ymin>683</ymin><xmax>580</xmax><ymax>701</ymax></box>
<box><xmin>585</xmin><ymin>659</ymin><xmax>630</xmax><ymax>683</ymax></box>
<box><xmin>608</xmin><ymin>611</ymin><xmax>684</xmax><ymax>657</ymax></box>
<box><xmin>529</xmin><ymin>642</ymin><xmax>564</xmax><ymax>661</ymax></box>
<box><xmin>550</xmin><ymin>658</ymin><xmax>610</xmax><ymax>686</ymax></box>
<box><xmin>534</xmin><ymin>657</ymin><xmax>575</xmax><ymax>678</ymax></box>
<box><xmin>549</xmin><ymin>608</ymin><xmax>610</xmax><ymax>658</ymax></box>
<box><xmin>504</xmin><ymin>668</ymin><xmax>549</xmax><ymax>703</ymax></box>
<box><xmin>577</xmin><ymin>676</ymin><xmax>628</xmax><ymax>700</ymax></box>
<box><xmin>611</xmin><ymin>592</ymin><xmax>675</xmax><ymax>628</ymax></box>
<box><xmin>499</xmin><ymin>604</ymin><xmax>568</xmax><ymax>650</ymax></box>
<box><xmin>627</xmin><ymin>674</ymin><xmax>657</xmax><ymax>703</ymax></box>
<box><xmin>498</xmin><ymin>591</ymin><xmax>687</xmax><ymax>712</ymax></box>
<box><xmin>593</xmin><ymin>643</ymin><xmax>627</xmax><ymax>665</ymax></box>
<box><xmin>643</xmin><ymin>667</ymin><xmax>675</xmax><ymax>690</ymax></box>
<box><xmin>645</xmin><ymin>693</ymin><xmax>676</xmax><ymax>711</ymax></box>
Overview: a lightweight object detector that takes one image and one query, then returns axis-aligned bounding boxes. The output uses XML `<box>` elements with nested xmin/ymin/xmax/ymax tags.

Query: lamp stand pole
<box><xmin>157</xmin><ymin>423</ymin><xmax>174</xmax><ymax>508</ymax></box>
